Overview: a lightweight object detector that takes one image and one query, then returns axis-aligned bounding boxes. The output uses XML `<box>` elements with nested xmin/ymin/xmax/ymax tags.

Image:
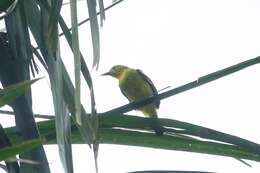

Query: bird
<box><xmin>102</xmin><ymin>65</ymin><xmax>164</xmax><ymax>135</ymax></box>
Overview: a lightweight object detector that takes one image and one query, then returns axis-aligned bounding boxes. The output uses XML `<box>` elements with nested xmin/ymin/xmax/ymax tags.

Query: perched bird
<box><xmin>102</xmin><ymin>65</ymin><xmax>164</xmax><ymax>135</ymax></box>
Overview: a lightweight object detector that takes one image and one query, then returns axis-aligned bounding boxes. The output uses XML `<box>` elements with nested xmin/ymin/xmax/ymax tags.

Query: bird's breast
<box><xmin>119</xmin><ymin>70</ymin><xmax>153</xmax><ymax>102</ymax></box>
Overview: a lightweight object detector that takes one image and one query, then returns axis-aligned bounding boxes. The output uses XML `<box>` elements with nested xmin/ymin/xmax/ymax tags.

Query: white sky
<box><xmin>1</xmin><ymin>0</ymin><xmax>260</xmax><ymax>173</ymax></box>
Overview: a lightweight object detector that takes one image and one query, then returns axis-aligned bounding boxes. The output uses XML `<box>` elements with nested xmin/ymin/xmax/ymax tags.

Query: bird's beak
<box><xmin>101</xmin><ymin>72</ymin><xmax>111</xmax><ymax>76</ymax></box>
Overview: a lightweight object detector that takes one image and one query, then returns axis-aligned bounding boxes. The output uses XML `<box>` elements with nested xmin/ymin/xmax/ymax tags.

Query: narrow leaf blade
<box><xmin>0</xmin><ymin>78</ymin><xmax>41</xmax><ymax>107</ymax></box>
<box><xmin>0</xmin><ymin>138</ymin><xmax>45</xmax><ymax>161</ymax></box>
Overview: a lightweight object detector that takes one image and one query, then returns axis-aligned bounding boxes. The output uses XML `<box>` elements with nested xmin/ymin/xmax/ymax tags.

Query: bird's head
<box><xmin>102</xmin><ymin>65</ymin><xmax>129</xmax><ymax>79</ymax></box>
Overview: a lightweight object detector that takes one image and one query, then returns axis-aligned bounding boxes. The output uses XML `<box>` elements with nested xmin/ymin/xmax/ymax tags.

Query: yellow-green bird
<box><xmin>102</xmin><ymin>65</ymin><xmax>164</xmax><ymax>135</ymax></box>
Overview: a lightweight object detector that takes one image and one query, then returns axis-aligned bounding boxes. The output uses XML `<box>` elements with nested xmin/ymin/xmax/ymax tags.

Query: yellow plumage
<box><xmin>102</xmin><ymin>65</ymin><xmax>159</xmax><ymax>118</ymax></box>
<box><xmin>102</xmin><ymin>65</ymin><xmax>164</xmax><ymax>135</ymax></box>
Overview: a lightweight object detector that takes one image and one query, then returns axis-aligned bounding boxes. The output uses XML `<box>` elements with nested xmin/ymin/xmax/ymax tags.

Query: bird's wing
<box><xmin>136</xmin><ymin>69</ymin><xmax>160</xmax><ymax>108</ymax></box>
<box><xmin>120</xmin><ymin>86</ymin><xmax>131</xmax><ymax>101</ymax></box>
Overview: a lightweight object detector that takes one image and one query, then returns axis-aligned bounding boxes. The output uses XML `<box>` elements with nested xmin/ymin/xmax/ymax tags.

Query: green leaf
<box><xmin>57</xmin><ymin>14</ymin><xmax>97</xmax><ymax>147</ymax></box>
<box><xmin>28</xmin><ymin>1</ymin><xmax>75</xmax><ymax>172</ymax></box>
<box><xmin>61</xmin><ymin>60</ymin><xmax>94</xmax><ymax>146</ymax></box>
<box><xmin>70</xmin><ymin>0</ymin><xmax>82</xmax><ymax>126</ymax></box>
<box><xmin>99</xmin><ymin>114</ymin><xmax>260</xmax><ymax>157</ymax></box>
<box><xmin>57</xmin><ymin>14</ymin><xmax>93</xmax><ymax>88</ymax></box>
<box><xmin>4</xmin><ymin>114</ymin><xmax>260</xmax><ymax>163</ymax></box>
<box><xmin>86</xmin><ymin>0</ymin><xmax>100</xmax><ymax>69</ymax></box>
<box><xmin>0</xmin><ymin>78</ymin><xmax>41</xmax><ymax>107</ymax></box>
<box><xmin>54</xmin><ymin>58</ymin><xmax>74</xmax><ymax>173</ymax></box>
<box><xmin>97</xmin><ymin>0</ymin><xmax>105</xmax><ymax>26</ymax></box>
<box><xmin>46</xmin><ymin>0</ymin><xmax>62</xmax><ymax>53</ymax></box>
<box><xmin>0</xmin><ymin>124</ymin><xmax>20</xmax><ymax>172</ymax></box>
<box><xmin>26</xmin><ymin>1</ymin><xmax>74</xmax><ymax>172</ymax></box>
<box><xmin>104</xmin><ymin>56</ymin><xmax>260</xmax><ymax>115</ymax></box>
<box><xmin>58</xmin><ymin>12</ymin><xmax>99</xmax><ymax>172</ymax></box>
<box><xmin>0</xmin><ymin>138</ymin><xmax>45</xmax><ymax>161</ymax></box>
<box><xmin>99</xmin><ymin>128</ymin><xmax>260</xmax><ymax>162</ymax></box>
<box><xmin>0</xmin><ymin>0</ymin><xmax>15</xmax><ymax>13</ymax></box>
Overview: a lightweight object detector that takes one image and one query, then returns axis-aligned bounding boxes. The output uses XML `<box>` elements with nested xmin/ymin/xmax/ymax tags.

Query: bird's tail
<box><xmin>141</xmin><ymin>105</ymin><xmax>158</xmax><ymax>118</ymax></box>
<box><xmin>141</xmin><ymin>105</ymin><xmax>165</xmax><ymax>135</ymax></box>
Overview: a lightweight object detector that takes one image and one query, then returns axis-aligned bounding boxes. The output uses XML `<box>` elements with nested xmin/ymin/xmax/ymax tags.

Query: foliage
<box><xmin>0</xmin><ymin>0</ymin><xmax>259</xmax><ymax>172</ymax></box>
<box><xmin>0</xmin><ymin>78</ymin><xmax>41</xmax><ymax>107</ymax></box>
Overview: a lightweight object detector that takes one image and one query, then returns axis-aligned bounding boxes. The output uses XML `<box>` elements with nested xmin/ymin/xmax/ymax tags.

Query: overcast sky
<box><xmin>1</xmin><ymin>0</ymin><xmax>260</xmax><ymax>173</ymax></box>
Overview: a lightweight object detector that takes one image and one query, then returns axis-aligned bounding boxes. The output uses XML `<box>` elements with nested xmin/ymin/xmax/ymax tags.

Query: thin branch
<box><xmin>34</xmin><ymin>0</ymin><xmax>125</xmax><ymax>50</ymax></box>
<box><xmin>103</xmin><ymin>56</ymin><xmax>260</xmax><ymax>115</ymax></box>
<box><xmin>0</xmin><ymin>110</ymin><xmax>54</xmax><ymax>119</ymax></box>
<box><xmin>58</xmin><ymin>0</ymin><xmax>125</xmax><ymax>37</ymax></box>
